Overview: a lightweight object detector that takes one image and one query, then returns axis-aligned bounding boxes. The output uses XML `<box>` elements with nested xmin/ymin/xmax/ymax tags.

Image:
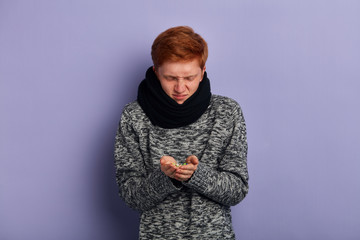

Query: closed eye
<box><xmin>184</xmin><ymin>76</ymin><xmax>196</xmax><ymax>81</ymax></box>
<box><xmin>164</xmin><ymin>76</ymin><xmax>178</xmax><ymax>81</ymax></box>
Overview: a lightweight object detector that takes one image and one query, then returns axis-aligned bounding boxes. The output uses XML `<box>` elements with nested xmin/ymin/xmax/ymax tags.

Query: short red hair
<box><xmin>151</xmin><ymin>26</ymin><xmax>208</xmax><ymax>70</ymax></box>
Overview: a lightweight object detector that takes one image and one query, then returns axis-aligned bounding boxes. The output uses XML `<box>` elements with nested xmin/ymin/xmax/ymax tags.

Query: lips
<box><xmin>173</xmin><ymin>94</ymin><xmax>187</xmax><ymax>100</ymax></box>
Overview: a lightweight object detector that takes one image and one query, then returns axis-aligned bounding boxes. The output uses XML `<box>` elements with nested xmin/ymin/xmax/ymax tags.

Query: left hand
<box><xmin>174</xmin><ymin>155</ymin><xmax>199</xmax><ymax>182</ymax></box>
<box><xmin>160</xmin><ymin>156</ymin><xmax>177</xmax><ymax>179</ymax></box>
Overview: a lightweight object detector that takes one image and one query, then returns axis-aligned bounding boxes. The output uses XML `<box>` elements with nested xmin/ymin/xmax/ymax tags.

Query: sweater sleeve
<box><xmin>114</xmin><ymin>108</ymin><xmax>181</xmax><ymax>212</ymax></box>
<box><xmin>182</xmin><ymin>104</ymin><xmax>249</xmax><ymax>206</ymax></box>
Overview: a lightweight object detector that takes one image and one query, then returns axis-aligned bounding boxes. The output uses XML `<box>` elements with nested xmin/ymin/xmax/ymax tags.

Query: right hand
<box><xmin>160</xmin><ymin>156</ymin><xmax>177</xmax><ymax>178</ymax></box>
<box><xmin>174</xmin><ymin>155</ymin><xmax>199</xmax><ymax>182</ymax></box>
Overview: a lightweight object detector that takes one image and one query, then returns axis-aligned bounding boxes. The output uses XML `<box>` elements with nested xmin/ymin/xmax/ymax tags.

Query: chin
<box><xmin>172</xmin><ymin>97</ymin><xmax>187</xmax><ymax>104</ymax></box>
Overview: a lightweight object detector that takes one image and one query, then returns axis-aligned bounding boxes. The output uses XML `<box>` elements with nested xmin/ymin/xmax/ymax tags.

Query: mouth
<box><xmin>172</xmin><ymin>94</ymin><xmax>187</xmax><ymax>100</ymax></box>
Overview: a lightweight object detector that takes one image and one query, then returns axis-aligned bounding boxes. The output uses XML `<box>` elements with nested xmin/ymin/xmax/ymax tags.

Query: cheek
<box><xmin>189</xmin><ymin>82</ymin><xmax>200</xmax><ymax>92</ymax></box>
<box><xmin>160</xmin><ymin>81</ymin><xmax>174</xmax><ymax>93</ymax></box>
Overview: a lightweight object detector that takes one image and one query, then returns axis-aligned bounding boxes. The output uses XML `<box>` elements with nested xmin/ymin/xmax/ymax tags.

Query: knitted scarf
<box><xmin>137</xmin><ymin>67</ymin><xmax>211</xmax><ymax>129</ymax></box>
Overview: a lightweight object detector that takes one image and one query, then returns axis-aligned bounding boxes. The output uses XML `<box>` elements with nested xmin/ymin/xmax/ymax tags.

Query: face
<box><xmin>154</xmin><ymin>59</ymin><xmax>205</xmax><ymax>105</ymax></box>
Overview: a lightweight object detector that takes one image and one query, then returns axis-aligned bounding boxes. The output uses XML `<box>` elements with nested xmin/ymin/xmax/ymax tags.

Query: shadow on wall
<box><xmin>89</xmin><ymin>58</ymin><xmax>151</xmax><ymax>239</ymax></box>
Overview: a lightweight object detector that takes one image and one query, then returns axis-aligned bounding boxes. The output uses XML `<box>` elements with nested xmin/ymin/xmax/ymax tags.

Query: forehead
<box><xmin>158</xmin><ymin>59</ymin><xmax>201</xmax><ymax>76</ymax></box>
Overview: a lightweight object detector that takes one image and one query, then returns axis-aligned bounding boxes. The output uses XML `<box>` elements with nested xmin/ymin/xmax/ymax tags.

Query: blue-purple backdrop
<box><xmin>1</xmin><ymin>1</ymin><xmax>359</xmax><ymax>239</ymax></box>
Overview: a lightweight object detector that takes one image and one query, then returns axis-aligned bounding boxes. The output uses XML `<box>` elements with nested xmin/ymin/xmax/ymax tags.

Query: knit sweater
<box><xmin>114</xmin><ymin>95</ymin><xmax>249</xmax><ymax>240</ymax></box>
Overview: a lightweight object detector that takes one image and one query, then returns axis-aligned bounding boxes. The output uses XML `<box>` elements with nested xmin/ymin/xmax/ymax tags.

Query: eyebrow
<box><xmin>163</xmin><ymin>73</ymin><xmax>198</xmax><ymax>78</ymax></box>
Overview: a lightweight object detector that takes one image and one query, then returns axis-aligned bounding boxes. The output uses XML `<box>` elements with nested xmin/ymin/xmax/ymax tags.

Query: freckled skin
<box><xmin>154</xmin><ymin>59</ymin><xmax>206</xmax><ymax>105</ymax></box>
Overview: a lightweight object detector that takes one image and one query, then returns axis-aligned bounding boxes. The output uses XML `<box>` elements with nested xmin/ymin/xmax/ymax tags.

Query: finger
<box><xmin>164</xmin><ymin>165</ymin><xmax>177</xmax><ymax>174</ymax></box>
<box><xmin>174</xmin><ymin>174</ymin><xmax>187</xmax><ymax>181</ymax></box>
<box><xmin>169</xmin><ymin>166</ymin><xmax>177</xmax><ymax>173</ymax></box>
<box><xmin>160</xmin><ymin>158</ymin><xmax>172</xmax><ymax>166</ymax></box>
<box><xmin>174</xmin><ymin>173</ymin><xmax>192</xmax><ymax>182</ymax></box>
<box><xmin>191</xmin><ymin>156</ymin><xmax>199</xmax><ymax>165</ymax></box>
<box><xmin>176</xmin><ymin>168</ymin><xmax>194</xmax><ymax>175</ymax></box>
<box><xmin>162</xmin><ymin>161</ymin><xmax>177</xmax><ymax>171</ymax></box>
<box><xmin>186</xmin><ymin>155</ymin><xmax>199</xmax><ymax>165</ymax></box>
<box><xmin>160</xmin><ymin>156</ymin><xmax>176</xmax><ymax>165</ymax></box>
<box><xmin>175</xmin><ymin>169</ymin><xmax>195</xmax><ymax>178</ymax></box>
<box><xmin>161</xmin><ymin>164</ymin><xmax>177</xmax><ymax>177</ymax></box>
<box><xmin>178</xmin><ymin>164</ymin><xmax>196</xmax><ymax>170</ymax></box>
<box><xmin>165</xmin><ymin>169</ymin><xmax>177</xmax><ymax>178</ymax></box>
<box><xmin>175</xmin><ymin>173</ymin><xmax>191</xmax><ymax>181</ymax></box>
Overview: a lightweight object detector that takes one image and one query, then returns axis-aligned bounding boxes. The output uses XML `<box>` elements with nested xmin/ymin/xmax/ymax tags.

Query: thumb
<box><xmin>160</xmin><ymin>156</ymin><xmax>171</xmax><ymax>165</ymax></box>
<box><xmin>186</xmin><ymin>155</ymin><xmax>199</xmax><ymax>165</ymax></box>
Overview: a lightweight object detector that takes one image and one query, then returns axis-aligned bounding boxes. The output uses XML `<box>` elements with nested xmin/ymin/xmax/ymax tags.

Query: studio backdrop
<box><xmin>1</xmin><ymin>1</ymin><xmax>359</xmax><ymax>239</ymax></box>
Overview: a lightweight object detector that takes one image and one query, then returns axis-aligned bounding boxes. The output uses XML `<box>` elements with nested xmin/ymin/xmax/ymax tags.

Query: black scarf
<box><xmin>137</xmin><ymin>67</ymin><xmax>211</xmax><ymax>129</ymax></box>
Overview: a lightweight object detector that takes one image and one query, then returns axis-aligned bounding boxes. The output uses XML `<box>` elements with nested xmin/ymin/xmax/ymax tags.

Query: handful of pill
<box><xmin>172</xmin><ymin>162</ymin><xmax>187</xmax><ymax>167</ymax></box>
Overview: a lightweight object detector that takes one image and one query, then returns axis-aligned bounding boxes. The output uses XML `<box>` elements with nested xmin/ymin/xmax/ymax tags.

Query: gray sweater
<box><xmin>114</xmin><ymin>95</ymin><xmax>249</xmax><ymax>240</ymax></box>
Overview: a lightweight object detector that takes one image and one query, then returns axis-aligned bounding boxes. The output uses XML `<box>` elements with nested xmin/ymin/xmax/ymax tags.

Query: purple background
<box><xmin>1</xmin><ymin>1</ymin><xmax>359</xmax><ymax>239</ymax></box>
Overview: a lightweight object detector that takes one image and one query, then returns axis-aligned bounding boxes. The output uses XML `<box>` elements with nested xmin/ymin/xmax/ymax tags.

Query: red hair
<box><xmin>151</xmin><ymin>26</ymin><xmax>208</xmax><ymax>70</ymax></box>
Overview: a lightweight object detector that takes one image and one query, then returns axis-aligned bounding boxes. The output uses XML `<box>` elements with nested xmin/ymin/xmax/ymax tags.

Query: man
<box><xmin>114</xmin><ymin>26</ymin><xmax>249</xmax><ymax>240</ymax></box>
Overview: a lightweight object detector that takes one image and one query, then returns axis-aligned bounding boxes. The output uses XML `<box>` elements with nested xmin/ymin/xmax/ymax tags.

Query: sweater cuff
<box><xmin>182</xmin><ymin>162</ymin><xmax>210</xmax><ymax>193</ymax></box>
<box><xmin>150</xmin><ymin>168</ymin><xmax>182</xmax><ymax>196</ymax></box>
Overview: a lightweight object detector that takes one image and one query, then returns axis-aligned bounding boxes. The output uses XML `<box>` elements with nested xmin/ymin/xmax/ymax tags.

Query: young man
<box><xmin>114</xmin><ymin>26</ymin><xmax>249</xmax><ymax>240</ymax></box>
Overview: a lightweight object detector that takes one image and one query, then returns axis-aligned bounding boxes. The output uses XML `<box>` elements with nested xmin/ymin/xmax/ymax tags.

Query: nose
<box><xmin>174</xmin><ymin>80</ymin><xmax>185</xmax><ymax>93</ymax></box>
